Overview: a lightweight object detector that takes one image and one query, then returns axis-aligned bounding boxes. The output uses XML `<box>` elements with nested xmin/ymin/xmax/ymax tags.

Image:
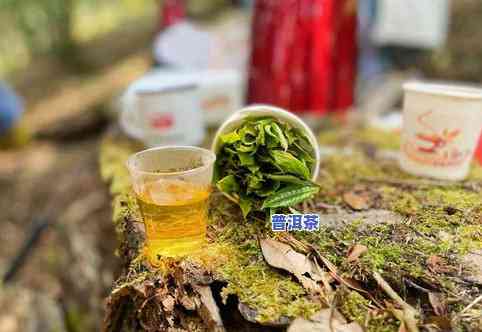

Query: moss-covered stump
<box><xmin>100</xmin><ymin>128</ymin><xmax>482</xmax><ymax>332</ymax></box>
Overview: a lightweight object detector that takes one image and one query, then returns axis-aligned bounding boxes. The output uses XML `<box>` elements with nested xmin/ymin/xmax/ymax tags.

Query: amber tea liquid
<box><xmin>136</xmin><ymin>179</ymin><xmax>210</xmax><ymax>263</ymax></box>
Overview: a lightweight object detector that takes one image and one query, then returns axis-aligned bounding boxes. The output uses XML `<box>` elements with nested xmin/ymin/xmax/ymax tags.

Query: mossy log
<box><xmin>100</xmin><ymin>127</ymin><xmax>482</xmax><ymax>332</ymax></box>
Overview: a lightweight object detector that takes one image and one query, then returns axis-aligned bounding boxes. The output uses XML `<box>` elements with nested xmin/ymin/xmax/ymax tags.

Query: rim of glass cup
<box><xmin>403</xmin><ymin>81</ymin><xmax>482</xmax><ymax>100</ymax></box>
<box><xmin>126</xmin><ymin>145</ymin><xmax>216</xmax><ymax>177</ymax></box>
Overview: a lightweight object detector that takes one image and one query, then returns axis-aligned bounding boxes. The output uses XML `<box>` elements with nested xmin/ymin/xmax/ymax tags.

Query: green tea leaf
<box><xmin>262</xmin><ymin>185</ymin><xmax>319</xmax><ymax>209</ymax></box>
<box><xmin>216</xmin><ymin>175</ymin><xmax>239</xmax><ymax>193</ymax></box>
<box><xmin>270</xmin><ymin>150</ymin><xmax>311</xmax><ymax>180</ymax></box>
<box><xmin>271</xmin><ymin>122</ymin><xmax>289</xmax><ymax>151</ymax></box>
<box><xmin>284</xmin><ymin>125</ymin><xmax>296</xmax><ymax>145</ymax></box>
<box><xmin>239</xmin><ymin>125</ymin><xmax>257</xmax><ymax>145</ymax></box>
<box><xmin>224</xmin><ymin>147</ymin><xmax>238</xmax><ymax>154</ymax></box>
<box><xmin>238</xmin><ymin>152</ymin><xmax>255</xmax><ymax>166</ymax></box>
<box><xmin>247</xmin><ymin>174</ymin><xmax>264</xmax><ymax>190</ymax></box>
<box><xmin>247</xmin><ymin>165</ymin><xmax>260</xmax><ymax>173</ymax></box>
<box><xmin>239</xmin><ymin>195</ymin><xmax>253</xmax><ymax>218</ymax></box>
<box><xmin>266</xmin><ymin>174</ymin><xmax>310</xmax><ymax>185</ymax></box>
<box><xmin>236</xmin><ymin>143</ymin><xmax>257</xmax><ymax>153</ymax></box>
<box><xmin>254</xmin><ymin>180</ymin><xmax>281</xmax><ymax>197</ymax></box>
<box><xmin>255</xmin><ymin>123</ymin><xmax>265</xmax><ymax>145</ymax></box>
<box><xmin>293</xmin><ymin>134</ymin><xmax>314</xmax><ymax>153</ymax></box>
<box><xmin>221</xmin><ymin>131</ymin><xmax>240</xmax><ymax>144</ymax></box>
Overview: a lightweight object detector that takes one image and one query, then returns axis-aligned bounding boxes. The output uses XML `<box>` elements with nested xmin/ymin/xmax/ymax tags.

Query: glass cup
<box><xmin>126</xmin><ymin>146</ymin><xmax>216</xmax><ymax>265</ymax></box>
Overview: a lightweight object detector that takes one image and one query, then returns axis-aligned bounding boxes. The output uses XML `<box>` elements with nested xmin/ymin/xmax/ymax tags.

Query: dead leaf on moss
<box><xmin>260</xmin><ymin>238</ymin><xmax>322</xmax><ymax>293</ymax></box>
<box><xmin>192</xmin><ymin>285</ymin><xmax>224</xmax><ymax>332</ymax></box>
<box><xmin>426</xmin><ymin>255</ymin><xmax>451</xmax><ymax>274</ymax></box>
<box><xmin>343</xmin><ymin>191</ymin><xmax>370</xmax><ymax>210</ymax></box>
<box><xmin>346</xmin><ymin>244</ymin><xmax>368</xmax><ymax>262</ymax></box>
<box><xmin>287</xmin><ymin>308</ymin><xmax>363</xmax><ymax>332</ymax></box>
<box><xmin>428</xmin><ymin>292</ymin><xmax>447</xmax><ymax>316</ymax></box>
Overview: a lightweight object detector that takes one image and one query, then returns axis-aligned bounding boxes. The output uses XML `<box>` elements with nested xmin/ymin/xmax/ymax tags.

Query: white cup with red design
<box><xmin>120</xmin><ymin>73</ymin><xmax>205</xmax><ymax>147</ymax></box>
<box><xmin>400</xmin><ymin>81</ymin><xmax>482</xmax><ymax>180</ymax></box>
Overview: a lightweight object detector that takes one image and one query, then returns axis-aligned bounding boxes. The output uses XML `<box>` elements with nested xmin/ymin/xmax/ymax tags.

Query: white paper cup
<box><xmin>400</xmin><ymin>82</ymin><xmax>482</xmax><ymax>181</ymax></box>
<box><xmin>211</xmin><ymin>105</ymin><xmax>321</xmax><ymax>181</ymax></box>
<box><xmin>120</xmin><ymin>72</ymin><xmax>205</xmax><ymax>147</ymax></box>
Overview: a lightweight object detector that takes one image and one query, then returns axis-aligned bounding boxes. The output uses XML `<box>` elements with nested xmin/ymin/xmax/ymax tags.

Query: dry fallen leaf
<box><xmin>462</xmin><ymin>249</ymin><xmax>482</xmax><ymax>284</ymax></box>
<box><xmin>346</xmin><ymin>244</ymin><xmax>368</xmax><ymax>262</ymax></box>
<box><xmin>192</xmin><ymin>285</ymin><xmax>224</xmax><ymax>331</ymax></box>
<box><xmin>260</xmin><ymin>238</ymin><xmax>322</xmax><ymax>292</ymax></box>
<box><xmin>425</xmin><ymin>315</ymin><xmax>452</xmax><ymax>331</ymax></box>
<box><xmin>288</xmin><ymin>309</ymin><xmax>363</xmax><ymax>332</ymax></box>
<box><xmin>426</xmin><ymin>255</ymin><xmax>451</xmax><ymax>274</ymax></box>
<box><xmin>428</xmin><ymin>292</ymin><xmax>447</xmax><ymax>316</ymax></box>
<box><xmin>343</xmin><ymin>191</ymin><xmax>370</xmax><ymax>210</ymax></box>
<box><xmin>161</xmin><ymin>295</ymin><xmax>175</xmax><ymax>312</ymax></box>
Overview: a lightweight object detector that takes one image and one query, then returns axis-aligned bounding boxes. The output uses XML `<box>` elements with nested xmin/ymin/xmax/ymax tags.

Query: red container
<box><xmin>158</xmin><ymin>0</ymin><xmax>186</xmax><ymax>32</ymax></box>
<box><xmin>247</xmin><ymin>0</ymin><xmax>357</xmax><ymax>116</ymax></box>
<box><xmin>475</xmin><ymin>134</ymin><xmax>482</xmax><ymax>165</ymax></box>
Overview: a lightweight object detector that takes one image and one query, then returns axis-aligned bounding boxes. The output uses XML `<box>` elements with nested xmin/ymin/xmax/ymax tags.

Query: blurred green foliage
<box><xmin>0</xmin><ymin>0</ymin><xmax>155</xmax><ymax>75</ymax></box>
<box><xmin>0</xmin><ymin>0</ymin><xmax>232</xmax><ymax>75</ymax></box>
<box><xmin>1</xmin><ymin>0</ymin><xmax>75</xmax><ymax>55</ymax></box>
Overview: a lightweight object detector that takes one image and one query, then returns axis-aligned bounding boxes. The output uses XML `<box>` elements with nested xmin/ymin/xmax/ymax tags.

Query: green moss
<box><xmin>380</xmin><ymin>186</ymin><xmax>421</xmax><ymax>215</ymax></box>
<box><xmin>418</xmin><ymin>188</ymin><xmax>481</xmax><ymax>210</ymax></box>
<box><xmin>339</xmin><ymin>290</ymin><xmax>400</xmax><ymax>332</ymax></box>
<box><xmin>339</xmin><ymin>290</ymin><xmax>370</xmax><ymax>323</ymax></box>
<box><xmin>454</xmin><ymin>224</ymin><xmax>482</xmax><ymax>254</ymax></box>
<box><xmin>318</xmin><ymin>129</ymin><xmax>346</xmax><ymax>146</ymax></box>
<box><xmin>112</xmin><ymin>193</ymin><xmax>139</xmax><ymax>226</ymax></box>
<box><xmin>318</xmin><ymin>153</ymin><xmax>385</xmax><ymax>187</ymax></box>
<box><xmin>219</xmin><ymin>250</ymin><xmax>321</xmax><ymax>322</ymax></box>
<box><xmin>99</xmin><ymin>137</ymin><xmax>140</xmax><ymax>194</ymax></box>
<box><xmin>318</xmin><ymin>126</ymin><xmax>401</xmax><ymax>151</ymax></box>
<box><xmin>355</xmin><ymin>127</ymin><xmax>401</xmax><ymax>150</ymax></box>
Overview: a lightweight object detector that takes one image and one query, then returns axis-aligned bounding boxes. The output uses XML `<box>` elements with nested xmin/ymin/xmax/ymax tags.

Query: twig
<box><xmin>459</xmin><ymin>295</ymin><xmax>482</xmax><ymax>316</ymax></box>
<box><xmin>374</xmin><ymin>272</ymin><xmax>414</xmax><ymax>311</ymax></box>
<box><xmin>404</xmin><ymin>278</ymin><xmax>431</xmax><ymax>294</ymax></box>
<box><xmin>373</xmin><ymin>272</ymin><xmax>419</xmax><ymax>332</ymax></box>
<box><xmin>2</xmin><ymin>216</ymin><xmax>50</xmax><ymax>284</ymax></box>
<box><xmin>328</xmin><ymin>305</ymin><xmax>336</xmax><ymax>332</ymax></box>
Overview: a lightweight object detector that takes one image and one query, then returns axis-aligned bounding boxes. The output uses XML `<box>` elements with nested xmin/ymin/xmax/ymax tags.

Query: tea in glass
<box><xmin>127</xmin><ymin>146</ymin><xmax>215</xmax><ymax>264</ymax></box>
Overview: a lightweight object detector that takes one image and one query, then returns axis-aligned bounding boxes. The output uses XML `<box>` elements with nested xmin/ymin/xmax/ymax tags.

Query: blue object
<box><xmin>0</xmin><ymin>82</ymin><xmax>23</xmax><ymax>135</ymax></box>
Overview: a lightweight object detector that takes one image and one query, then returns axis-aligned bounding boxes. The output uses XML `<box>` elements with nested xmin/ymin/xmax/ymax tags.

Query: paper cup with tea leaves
<box><xmin>400</xmin><ymin>82</ymin><xmax>482</xmax><ymax>181</ymax></box>
<box><xmin>212</xmin><ymin>105</ymin><xmax>321</xmax><ymax>181</ymax></box>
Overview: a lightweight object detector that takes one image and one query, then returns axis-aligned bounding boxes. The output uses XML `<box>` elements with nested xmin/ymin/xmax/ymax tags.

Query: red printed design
<box><xmin>149</xmin><ymin>113</ymin><xmax>174</xmax><ymax>131</ymax></box>
<box><xmin>402</xmin><ymin>111</ymin><xmax>471</xmax><ymax>167</ymax></box>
